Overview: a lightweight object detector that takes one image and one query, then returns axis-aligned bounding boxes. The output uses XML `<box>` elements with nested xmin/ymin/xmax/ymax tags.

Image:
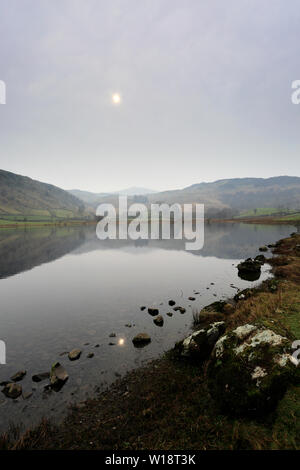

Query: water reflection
<box><xmin>0</xmin><ymin>222</ymin><xmax>296</xmax><ymax>279</ymax></box>
<box><xmin>0</xmin><ymin>222</ymin><xmax>295</xmax><ymax>433</ymax></box>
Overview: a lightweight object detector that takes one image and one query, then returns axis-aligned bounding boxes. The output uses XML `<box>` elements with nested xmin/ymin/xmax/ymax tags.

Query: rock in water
<box><xmin>173</xmin><ymin>306</ymin><xmax>186</xmax><ymax>314</ymax></box>
<box><xmin>175</xmin><ymin>322</ymin><xmax>226</xmax><ymax>360</ymax></box>
<box><xmin>255</xmin><ymin>254</ymin><xmax>266</xmax><ymax>265</ymax></box>
<box><xmin>168</xmin><ymin>300</ymin><xmax>176</xmax><ymax>306</ymax></box>
<box><xmin>259</xmin><ymin>246</ymin><xmax>268</xmax><ymax>252</ymax></box>
<box><xmin>2</xmin><ymin>382</ymin><xmax>22</xmax><ymax>399</ymax></box>
<box><xmin>68</xmin><ymin>349</ymin><xmax>82</xmax><ymax>361</ymax></box>
<box><xmin>10</xmin><ymin>370</ymin><xmax>26</xmax><ymax>382</ymax></box>
<box><xmin>153</xmin><ymin>315</ymin><xmax>164</xmax><ymax>326</ymax></box>
<box><xmin>148</xmin><ymin>308</ymin><xmax>159</xmax><ymax>316</ymax></box>
<box><xmin>32</xmin><ymin>372</ymin><xmax>50</xmax><ymax>383</ymax></box>
<box><xmin>208</xmin><ymin>324</ymin><xmax>298</xmax><ymax>416</ymax></box>
<box><xmin>50</xmin><ymin>362</ymin><xmax>69</xmax><ymax>391</ymax></box>
<box><xmin>132</xmin><ymin>333</ymin><xmax>151</xmax><ymax>347</ymax></box>
<box><xmin>166</xmin><ymin>312</ymin><xmax>173</xmax><ymax>317</ymax></box>
<box><xmin>237</xmin><ymin>258</ymin><xmax>261</xmax><ymax>281</ymax></box>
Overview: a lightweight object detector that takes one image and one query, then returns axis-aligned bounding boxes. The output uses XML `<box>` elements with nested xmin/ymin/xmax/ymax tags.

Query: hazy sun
<box><xmin>112</xmin><ymin>93</ymin><xmax>121</xmax><ymax>105</ymax></box>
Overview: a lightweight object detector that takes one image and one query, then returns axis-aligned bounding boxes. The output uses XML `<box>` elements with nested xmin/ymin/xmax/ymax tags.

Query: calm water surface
<box><xmin>0</xmin><ymin>222</ymin><xmax>296</xmax><ymax>432</ymax></box>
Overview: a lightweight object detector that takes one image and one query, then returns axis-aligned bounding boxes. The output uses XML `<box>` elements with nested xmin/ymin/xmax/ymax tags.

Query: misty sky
<box><xmin>0</xmin><ymin>0</ymin><xmax>300</xmax><ymax>192</ymax></box>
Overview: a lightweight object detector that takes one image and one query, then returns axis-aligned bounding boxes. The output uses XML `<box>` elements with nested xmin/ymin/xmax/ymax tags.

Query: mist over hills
<box><xmin>70</xmin><ymin>176</ymin><xmax>300</xmax><ymax>218</ymax></box>
<box><xmin>0</xmin><ymin>170</ymin><xmax>300</xmax><ymax>220</ymax></box>
<box><xmin>68</xmin><ymin>186</ymin><xmax>157</xmax><ymax>205</ymax></box>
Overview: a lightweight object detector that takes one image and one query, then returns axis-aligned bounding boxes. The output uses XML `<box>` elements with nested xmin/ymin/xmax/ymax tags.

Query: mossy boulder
<box><xmin>208</xmin><ymin>324</ymin><xmax>298</xmax><ymax>416</ymax></box>
<box><xmin>175</xmin><ymin>321</ymin><xmax>225</xmax><ymax>361</ymax></box>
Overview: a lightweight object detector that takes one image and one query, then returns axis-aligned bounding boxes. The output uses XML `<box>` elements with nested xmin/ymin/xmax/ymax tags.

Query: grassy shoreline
<box><xmin>213</xmin><ymin>216</ymin><xmax>300</xmax><ymax>225</ymax></box>
<box><xmin>0</xmin><ymin>219</ymin><xmax>96</xmax><ymax>229</ymax></box>
<box><xmin>1</xmin><ymin>233</ymin><xmax>300</xmax><ymax>450</ymax></box>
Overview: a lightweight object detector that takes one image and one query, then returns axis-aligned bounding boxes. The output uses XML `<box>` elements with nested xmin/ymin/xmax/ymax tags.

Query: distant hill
<box><xmin>1</xmin><ymin>171</ymin><xmax>300</xmax><ymax>222</ymax></box>
<box><xmin>68</xmin><ymin>189</ymin><xmax>110</xmax><ymax>206</ymax></box>
<box><xmin>0</xmin><ymin>169</ymin><xmax>91</xmax><ymax>220</ymax></box>
<box><xmin>112</xmin><ymin>187</ymin><xmax>157</xmax><ymax>196</ymax></box>
<box><xmin>146</xmin><ymin>176</ymin><xmax>300</xmax><ymax>218</ymax></box>
<box><xmin>68</xmin><ymin>187</ymin><xmax>157</xmax><ymax>206</ymax></box>
<box><xmin>69</xmin><ymin>176</ymin><xmax>300</xmax><ymax>218</ymax></box>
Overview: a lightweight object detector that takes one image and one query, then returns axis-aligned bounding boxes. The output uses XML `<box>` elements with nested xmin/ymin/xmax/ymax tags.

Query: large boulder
<box><xmin>175</xmin><ymin>322</ymin><xmax>226</xmax><ymax>361</ymax></box>
<box><xmin>208</xmin><ymin>324</ymin><xmax>298</xmax><ymax>416</ymax></box>
<box><xmin>237</xmin><ymin>258</ymin><xmax>261</xmax><ymax>281</ymax></box>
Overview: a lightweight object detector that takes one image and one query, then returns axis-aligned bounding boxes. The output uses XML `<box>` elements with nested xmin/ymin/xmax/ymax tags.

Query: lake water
<box><xmin>0</xmin><ymin>222</ymin><xmax>296</xmax><ymax>432</ymax></box>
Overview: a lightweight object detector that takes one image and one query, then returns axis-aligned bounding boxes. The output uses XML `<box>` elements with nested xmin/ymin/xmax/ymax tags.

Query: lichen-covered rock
<box><xmin>208</xmin><ymin>324</ymin><xmax>298</xmax><ymax>416</ymax></box>
<box><xmin>175</xmin><ymin>322</ymin><xmax>226</xmax><ymax>361</ymax></box>
<box><xmin>234</xmin><ymin>288</ymin><xmax>255</xmax><ymax>302</ymax></box>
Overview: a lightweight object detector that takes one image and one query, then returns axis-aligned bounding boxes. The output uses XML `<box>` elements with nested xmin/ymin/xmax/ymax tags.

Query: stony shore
<box><xmin>1</xmin><ymin>233</ymin><xmax>300</xmax><ymax>450</ymax></box>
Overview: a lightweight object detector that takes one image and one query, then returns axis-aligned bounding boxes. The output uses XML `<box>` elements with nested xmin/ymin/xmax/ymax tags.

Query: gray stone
<box><xmin>68</xmin><ymin>349</ymin><xmax>82</xmax><ymax>361</ymax></box>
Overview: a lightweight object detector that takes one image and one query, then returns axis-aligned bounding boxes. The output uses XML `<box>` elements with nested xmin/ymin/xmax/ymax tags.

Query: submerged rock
<box><xmin>166</xmin><ymin>312</ymin><xmax>173</xmax><ymax>317</ymax></box>
<box><xmin>87</xmin><ymin>353</ymin><xmax>94</xmax><ymax>358</ymax></box>
<box><xmin>10</xmin><ymin>370</ymin><xmax>26</xmax><ymax>382</ymax></box>
<box><xmin>132</xmin><ymin>333</ymin><xmax>151</xmax><ymax>347</ymax></box>
<box><xmin>22</xmin><ymin>391</ymin><xmax>33</xmax><ymax>400</ymax></box>
<box><xmin>50</xmin><ymin>362</ymin><xmax>69</xmax><ymax>391</ymax></box>
<box><xmin>153</xmin><ymin>315</ymin><xmax>164</xmax><ymax>326</ymax></box>
<box><xmin>68</xmin><ymin>349</ymin><xmax>82</xmax><ymax>361</ymax></box>
<box><xmin>175</xmin><ymin>321</ymin><xmax>226</xmax><ymax>361</ymax></box>
<box><xmin>2</xmin><ymin>382</ymin><xmax>22</xmax><ymax>399</ymax></box>
<box><xmin>32</xmin><ymin>372</ymin><xmax>50</xmax><ymax>383</ymax></box>
<box><xmin>209</xmin><ymin>324</ymin><xmax>298</xmax><ymax>416</ymax></box>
